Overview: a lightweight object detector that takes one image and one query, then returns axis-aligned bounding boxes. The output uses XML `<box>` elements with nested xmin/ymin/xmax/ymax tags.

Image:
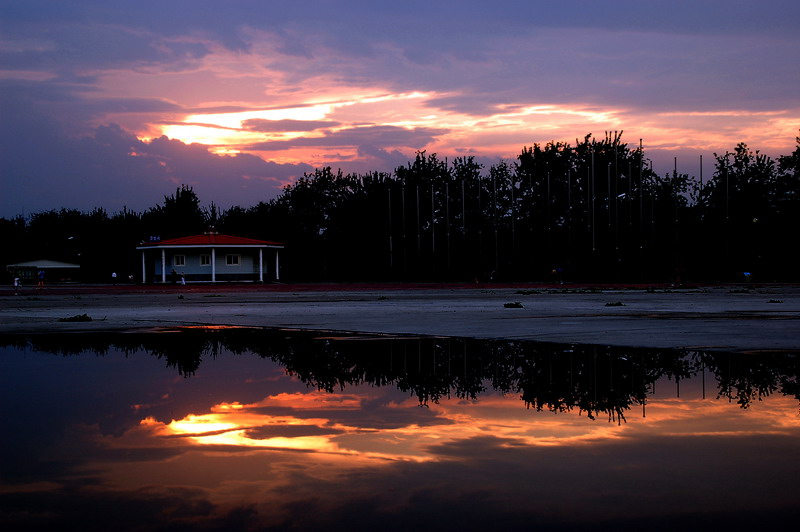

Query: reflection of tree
<box><xmin>697</xmin><ymin>351</ymin><xmax>800</xmax><ymax>409</ymax></box>
<box><xmin>0</xmin><ymin>331</ymin><xmax>212</xmax><ymax>377</ymax></box>
<box><xmin>1</xmin><ymin>330</ymin><xmax>797</xmax><ymax>419</ymax></box>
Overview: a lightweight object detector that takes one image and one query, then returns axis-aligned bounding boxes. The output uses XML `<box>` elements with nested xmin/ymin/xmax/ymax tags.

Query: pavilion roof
<box><xmin>137</xmin><ymin>233</ymin><xmax>283</xmax><ymax>249</ymax></box>
<box><xmin>6</xmin><ymin>259</ymin><xmax>80</xmax><ymax>269</ymax></box>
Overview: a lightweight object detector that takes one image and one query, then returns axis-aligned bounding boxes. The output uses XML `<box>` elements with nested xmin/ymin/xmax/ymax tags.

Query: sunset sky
<box><xmin>2</xmin><ymin>0</ymin><xmax>799</xmax><ymax>217</ymax></box>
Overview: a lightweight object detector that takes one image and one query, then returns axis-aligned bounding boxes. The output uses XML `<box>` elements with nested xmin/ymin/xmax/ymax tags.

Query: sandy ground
<box><xmin>1</xmin><ymin>283</ymin><xmax>798</xmax><ymax>353</ymax></box>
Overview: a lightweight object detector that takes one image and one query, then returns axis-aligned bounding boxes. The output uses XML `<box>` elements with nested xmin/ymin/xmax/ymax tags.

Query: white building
<box><xmin>136</xmin><ymin>232</ymin><xmax>284</xmax><ymax>283</ymax></box>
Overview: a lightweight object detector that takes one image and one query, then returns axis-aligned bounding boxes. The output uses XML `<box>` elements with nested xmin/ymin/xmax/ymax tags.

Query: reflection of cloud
<box><xmin>9</xmin><ymin>425</ymin><xmax>800</xmax><ymax>531</ymax></box>
<box><xmin>7</xmin><ymin>358</ymin><xmax>800</xmax><ymax>530</ymax></box>
<box><xmin>247</xmin><ymin>393</ymin><xmax>453</xmax><ymax>430</ymax></box>
<box><xmin>245</xmin><ymin>424</ymin><xmax>344</xmax><ymax>439</ymax></box>
<box><xmin>136</xmin><ymin>392</ymin><xmax>453</xmax><ymax>459</ymax></box>
<box><xmin>626</xmin><ymin>395</ymin><xmax>800</xmax><ymax>436</ymax></box>
<box><xmin>126</xmin><ymin>391</ymin><xmax>800</xmax><ymax>467</ymax></box>
<box><xmin>247</xmin><ymin>392</ymin><xmax>364</xmax><ymax>410</ymax></box>
<box><xmin>0</xmin><ymin>483</ymin><xmax>256</xmax><ymax>531</ymax></box>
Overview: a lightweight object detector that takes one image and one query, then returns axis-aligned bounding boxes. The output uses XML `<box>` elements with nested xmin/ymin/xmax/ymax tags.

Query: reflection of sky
<box><xmin>2</xmin><ymin>345</ymin><xmax>799</xmax><ymax>529</ymax></box>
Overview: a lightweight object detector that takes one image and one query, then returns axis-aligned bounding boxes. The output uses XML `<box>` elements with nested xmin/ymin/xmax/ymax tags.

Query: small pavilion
<box><xmin>5</xmin><ymin>259</ymin><xmax>81</xmax><ymax>282</ymax></box>
<box><xmin>136</xmin><ymin>232</ymin><xmax>284</xmax><ymax>283</ymax></box>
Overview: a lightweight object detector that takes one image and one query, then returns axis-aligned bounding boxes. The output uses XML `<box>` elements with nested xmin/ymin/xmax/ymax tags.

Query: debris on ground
<box><xmin>59</xmin><ymin>313</ymin><xmax>92</xmax><ymax>322</ymax></box>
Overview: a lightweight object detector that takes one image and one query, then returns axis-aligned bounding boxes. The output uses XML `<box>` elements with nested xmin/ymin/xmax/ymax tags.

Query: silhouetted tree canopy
<box><xmin>3</xmin><ymin>133</ymin><xmax>800</xmax><ymax>282</ymax></box>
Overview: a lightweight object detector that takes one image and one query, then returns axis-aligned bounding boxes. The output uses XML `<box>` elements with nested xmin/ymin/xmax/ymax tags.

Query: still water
<box><xmin>1</xmin><ymin>328</ymin><xmax>798</xmax><ymax>530</ymax></box>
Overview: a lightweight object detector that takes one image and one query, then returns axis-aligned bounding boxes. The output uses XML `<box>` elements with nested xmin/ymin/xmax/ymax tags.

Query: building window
<box><xmin>226</xmin><ymin>254</ymin><xmax>240</xmax><ymax>266</ymax></box>
<box><xmin>174</xmin><ymin>255</ymin><xmax>185</xmax><ymax>267</ymax></box>
<box><xmin>200</xmin><ymin>254</ymin><xmax>211</xmax><ymax>266</ymax></box>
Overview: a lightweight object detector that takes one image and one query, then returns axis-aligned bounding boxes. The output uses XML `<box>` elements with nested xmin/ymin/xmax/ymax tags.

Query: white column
<box><xmin>275</xmin><ymin>250</ymin><xmax>280</xmax><ymax>280</ymax></box>
<box><xmin>258</xmin><ymin>248</ymin><xmax>264</xmax><ymax>282</ymax></box>
<box><xmin>141</xmin><ymin>251</ymin><xmax>146</xmax><ymax>283</ymax></box>
<box><xmin>161</xmin><ymin>249</ymin><xmax>166</xmax><ymax>284</ymax></box>
<box><xmin>211</xmin><ymin>248</ymin><xmax>216</xmax><ymax>282</ymax></box>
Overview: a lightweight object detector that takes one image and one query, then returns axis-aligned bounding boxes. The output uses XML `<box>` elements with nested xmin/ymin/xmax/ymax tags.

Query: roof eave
<box><xmin>136</xmin><ymin>243</ymin><xmax>284</xmax><ymax>250</ymax></box>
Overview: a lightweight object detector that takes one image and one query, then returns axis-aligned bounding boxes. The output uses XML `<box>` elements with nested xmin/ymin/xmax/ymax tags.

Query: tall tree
<box><xmin>145</xmin><ymin>185</ymin><xmax>207</xmax><ymax>239</ymax></box>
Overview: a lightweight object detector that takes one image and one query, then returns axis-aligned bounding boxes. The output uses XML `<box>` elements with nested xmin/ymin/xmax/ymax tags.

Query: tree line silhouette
<box><xmin>3</xmin><ymin>132</ymin><xmax>799</xmax><ymax>282</ymax></box>
<box><xmin>3</xmin><ymin>328</ymin><xmax>797</xmax><ymax>422</ymax></box>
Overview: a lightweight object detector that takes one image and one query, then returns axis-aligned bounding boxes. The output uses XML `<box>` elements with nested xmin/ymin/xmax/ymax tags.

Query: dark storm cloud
<box><xmin>2</xmin><ymin>1</ymin><xmax>799</xmax><ymax>216</ymax></box>
<box><xmin>0</xmin><ymin>484</ymin><xmax>248</xmax><ymax>531</ymax></box>
<box><xmin>249</xmin><ymin>399</ymin><xmax>453</xmax><ymax>431</ymax></box>
<box><xmin>0</xmin><ymin>20</ymin><xmax>211</xmax><ymax>73</ymax></box>
<box><xmin>4</xmin><ymin>3</ymin><xmax>799</xmax><ymax>108</ymax></box>
<box><xmin>0</xmin><ymin>78</ymin><xmax>183</xmax><ymax>142</ymax></box>
<box><xmin>5</xmin><ymin>430</ymin><xmax>799</xmax><ymax>529</ymax></box>
<box><xmin>243</xmin><ymin>119</ymin><xmax>341</xmax><ymax>132</ymax></box>
<box><xmin>354</xmin><ymin>146</ymin><xmax>420</xmax><ymax>171</ymax></box>
<box><xmin>0</xmin><ymin>111</ymin><xmax>310</xmax><ymax>216</ymax></box>
<box><xmin>159</xmin><ymin>121</ymin><xmax>241</xmax><ymax>131</ymax></box>
<box><xmin>210</xmin><ymin>2</ymin><xmax>800</xmax><ymax>117</ymax></box>
<box><xmin>424</xmin><ymin>94</ymin><xmax>519</xmax><ymax>117</ymax></box>
<box><xmin>250</xmin><ymin>125</ymin><xmax>450</xmax><ymax>151</ymax></box>
<box><xmin>230</xmin><ymin>430</ymin><xmax>800</xmax><ymax>530</ymax></box>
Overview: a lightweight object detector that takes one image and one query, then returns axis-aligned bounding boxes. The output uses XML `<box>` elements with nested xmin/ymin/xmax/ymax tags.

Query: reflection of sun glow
<box><xmin>161</xmin><ymin>414</ymin><xmax>238</xmax><ymax>436</ymax></box>
<box><xmin>131</xmin><ymin>390</ymin><xmax>800</xmax><ymax>467</ymax></box>
<box><xmin>149</xmin><ymin>412</ymin><xmax>346</xmax><ymax>452</ymax></box>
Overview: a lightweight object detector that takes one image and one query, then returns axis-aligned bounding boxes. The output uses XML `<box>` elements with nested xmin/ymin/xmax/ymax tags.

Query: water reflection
<box><xmin>1</xmin><ymin>329</ymin><xmax>798</xmax><ymax>530</ymax></box>
<box><xmin>4</xmin><ymin>328</ymin><xmax>798</xmax><ymax>417</ymax></box>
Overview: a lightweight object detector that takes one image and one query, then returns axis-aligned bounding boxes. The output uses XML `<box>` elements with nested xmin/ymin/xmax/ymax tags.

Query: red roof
<box><xmin>140</xmin><ymin>233</ymin><xmax>283</xmax><ymax>247</ymax></box>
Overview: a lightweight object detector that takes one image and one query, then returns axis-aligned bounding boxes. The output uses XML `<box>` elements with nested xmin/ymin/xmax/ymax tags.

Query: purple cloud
<box><xmin>0</xmin><ymin>115</ymin><xmax>310</xmax><ymax>216</ymax></box>
<box><xmin>243</xmin><ymin>119</ymin><xmax>340</xmax><ymax>132</ymax></box>
<box><xmin>250</xmin><ymin>125</ymin><xmax>450</xmax><ymax>151</ymax></box>
<box><xmin>2</xmin><ymin>1</ymin><xmax>798</xmax><ymax>216</ymax></box>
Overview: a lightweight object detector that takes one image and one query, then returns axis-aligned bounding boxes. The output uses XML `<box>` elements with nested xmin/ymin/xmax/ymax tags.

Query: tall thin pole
<box><xmin>589</xmin><ymin>145</ymin><xmax>597</xmax><ymax>253</ymax></box>
<box><xmin>477</xmin><ymin>177</ymin><xmax>482</xmax><ymax>271</ymax></box>
<box><xmin>639</xmin><ymin>139</ymin><xmax>644</xmax><ymax>275</ymax></box>
<box><xmin>614</xmin><ymin>130</ymin><xmax>618</xmax><ymax>202</ymax></box>
<box><xmin>461</xmin><ymin>179</ymin><xmax>466</xmax><ymax>242</ymax></box>
<box><xmin>493</xmin><ymin>174</ymin><xmax>498</xmax><ymax>274</ymax></box>
<box><xmin>546</xmin><ymin>169</ymin><xmax>552</xmax><ymax>255</ymax></box>
<box><xmin>510</xmin><ymin>178</ymin><xmax>516</xmax><ymax>263</ymax></box>
<box><xmin>650</xmin><ymin>161</ymin><xmax>655</xmax><ymax>244</ymax></box>
<box><xmin>614</xmin><ymin>161</ymin><xmax>619</xmax><ymax>268</ymax></box>
<box><xmin>401</xmin><ymin>186</ymin><xmax>407</xmax><ymax>274</ymax></box>
<box><xmin>431</xmin><ymin>183</ymin><xmax>436</xmax><ymax>256</ymax></box>
<box><xmin>446</xmin><ymin>182</ymin><xmax>451</xmax><ymax>272</ymax></box>
<box><xmin>388</xmin><ymin>188</ymin><xmax>393</xmax><ymax>270</ymax></box>
<box><xmin>628</xmin><ymin>160</ymin><xmax>633</xmax><ymax>226</ymax></box>
<box><xmin>567</xmin><ymin>168</ymin><xmax>571</xmax><ymax>258</ymax></box>
<box><xmin>725</xmin><ymin>155</ymin><xmax>730</xmax><ymax>262</ymax></box>
<box><xmin>416</xmin><ymin>186</ymin><xmax>421</xmax><ymax>259</ymax></box>
<box><xmin>588</xmin><ymin>166</ymin><xmax>593</xmax><ymax>253</ymax></box>
<box><xmin>674</xmin><ymin>157</ymin><xmax>679</xmax><ymax>265</ymax></box>
<box><xmin>607</xmin><ymin>163</ymin><xmax>612</xmax><ymax>229</ymax></box>
<box><xmin>700</xmin><ymin>154</ymin><xmax>704</xmax><ymax>190</ymax></box>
